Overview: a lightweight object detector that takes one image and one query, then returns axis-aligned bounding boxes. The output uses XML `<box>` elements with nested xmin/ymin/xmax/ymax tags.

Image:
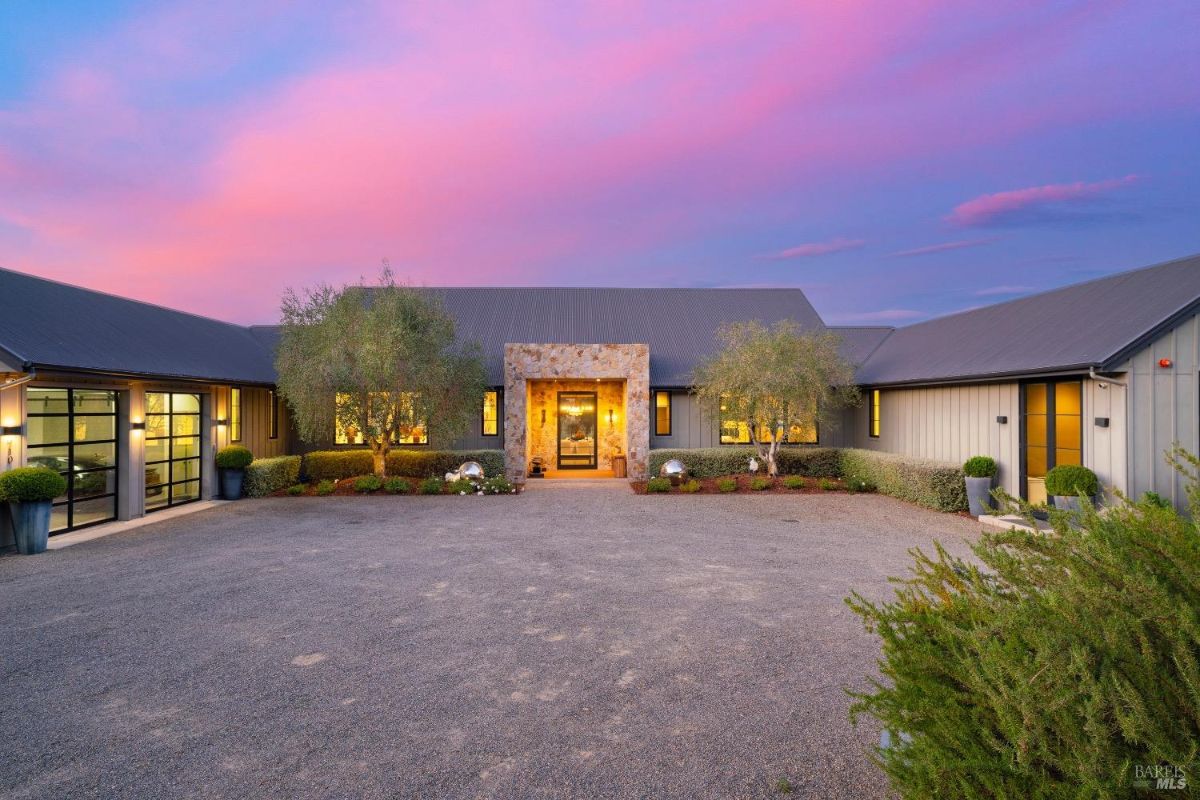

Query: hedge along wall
<box><xmin>648</xmin><ymin>447</ymin><xmax>843</xmax><ymax>479</ymax></box>
<box><xmin>244</xmin><ymin>456</ymin><xmax>301</xmax><ymax>497</ymax></box>
<box><xmin>839</xmin><ymin>448</ymin><xmax>967</xmax><ymax>512</ymax></box>
<box><xmin>301</xmin><ymin>449</ymin><xmax>505</xmax><ymax>482</ymax></box>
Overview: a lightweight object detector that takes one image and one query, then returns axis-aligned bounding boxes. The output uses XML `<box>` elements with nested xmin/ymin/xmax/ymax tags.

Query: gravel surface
<box><xmin>0</xmin><ymin>482</ymin><xmax>980</xmax><ymax>799</ymax></box>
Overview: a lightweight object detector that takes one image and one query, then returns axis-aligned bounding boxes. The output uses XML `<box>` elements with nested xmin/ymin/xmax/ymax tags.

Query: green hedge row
<box><xmin>300</xmin><ymin>449</ymin><xmax>505</xmax><ymax>481</ymax></box>
<box><xmin>840</xmin><ymin>448</ymin><xmax>967</xmax><ymax>512</ymax></box>
<box><xmin>244</xmin><ymin>456</ymin><xmax>301</xmax><ymax>498</ymax></box>
<box><xmin>648</xmin><ymin>447</ymin><xmax>843</xmax><ymax>479</ymax></box>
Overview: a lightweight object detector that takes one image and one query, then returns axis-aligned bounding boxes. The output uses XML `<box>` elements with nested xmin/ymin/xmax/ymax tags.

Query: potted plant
<box><xmin>962</xmin><ymin>456</ymin><xmax>998</xmax><ymax>516</ymax></box>
<box><xmin>215</xmin><ymin>445</ymin><xmax>254</xmax><ymax>500</ymax></box>
<box><xmin>0</xmin><ymin>467</ymin><xmax>67</xmax><ymax>554</ymax></box>
<box><xmin>1044</xmin><ymin>464</ymin><xmax>1099</xmax><ymax>512</ymax></box>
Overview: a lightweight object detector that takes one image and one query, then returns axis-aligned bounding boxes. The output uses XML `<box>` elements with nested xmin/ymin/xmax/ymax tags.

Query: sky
<box><xmin>1</xmin><ymin>0</ymin><xmax>1198</xmax><ymax>325</ymax></box>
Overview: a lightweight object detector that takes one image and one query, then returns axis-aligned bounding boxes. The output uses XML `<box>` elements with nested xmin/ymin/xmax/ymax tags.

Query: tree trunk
<box><xmin>767</xmin><ymin>439</ymin><xmax>781</xmax><ymax>477</ymax></box>
<box><xmin>372</xmin><ymin>447</ymin><xmax>387</xmax><ymax>478</ymax></box>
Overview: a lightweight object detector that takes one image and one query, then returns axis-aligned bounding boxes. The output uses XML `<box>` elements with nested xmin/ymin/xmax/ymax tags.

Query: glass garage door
<box><xmin>145</xmin><ymin>392</ymin><xmax>202</xmax><ymax>511</ymax></box>
<box><xmin>25</xmin><ymin>388</ymin><xmax>119</xmax><ymax>533</ymax></box>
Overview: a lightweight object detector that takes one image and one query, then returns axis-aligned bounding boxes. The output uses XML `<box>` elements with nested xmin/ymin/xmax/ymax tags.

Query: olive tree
<box><xmin>275</xmin><ymin>269</ymin><xmax>487</xmax><ymax>477</ymax></box>
<box><xmin>691</xmin><ymin>320</ymin><xmax>858</xmax><ymax>477</ymax></box>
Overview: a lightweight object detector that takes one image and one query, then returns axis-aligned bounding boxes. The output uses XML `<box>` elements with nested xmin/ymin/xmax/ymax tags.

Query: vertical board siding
<box><xmin>216</xmin><ymin>386</ymin><xmax>290</xmax><ymax>459</ymax></box>
<box><xmin>1123</xmin><ymin>313</ymin><xmax>1200</xmax><ymax>511</ymax></box>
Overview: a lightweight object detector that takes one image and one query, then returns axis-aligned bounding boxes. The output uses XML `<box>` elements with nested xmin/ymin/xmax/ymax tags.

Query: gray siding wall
<box><xmin>1120</xmin><ymin>312</ymin><xmax>1200</xmax><ymax>511</ymax></box>
<box><xmin>447</xmin><ymin>389</ymin><xmax>504</xmax><ymax>451</ymax></box>
<box><xmin>648</xmin><ymin>390</ymin><xmax>855</xmax><ymax>450</ymax></box>
<box><xmin>214</xmin><ymin>385</ymin><xmax>291</xmax><ymax>459</ymax></box>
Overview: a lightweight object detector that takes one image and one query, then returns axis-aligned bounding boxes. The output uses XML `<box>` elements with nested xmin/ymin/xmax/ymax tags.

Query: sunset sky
<box><xmin>2</xmin><ymin>1</ymin><xmax>1197</xmax><ymax>325</ymax></box>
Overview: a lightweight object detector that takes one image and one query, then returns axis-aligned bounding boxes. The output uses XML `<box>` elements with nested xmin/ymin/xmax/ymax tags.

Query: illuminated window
<box><xmin>869</xmin><ymin>389</ymin><xmax>881</xmax><ymax>438</ymax></box>
<box><xmin>269</xmin><ymin>390</ymin><xmax>278</xmax><ymax>440</ymax></box>
<box><xmin>719</xmin><ymin>396</ymin><xmax>818</xmax><ymax>444</ymax></box>
<box><xmin>335</xmin><ymin>392</ymin><xmax>427</xmax><ymax>445</ymax></box>
<box><xmin>788</xmin><ymin>420</ymin><xmax>818</xmax><ymax>444</ymax></box>
<box><xmin>654</xmin><ymin>391</ymin><xmax>671</xmax><ymax>436</ymax></box>
<box><xmin>482</xmin><ymin>390</ymin><xmax>499</xmax><ymax>436</ymax></box>
<box><xmin>719</xmin><ymin>398</ymin><xmax>751</xmax><ymax>444</ymax></box>
<box><xmin>229</xmin><ymin>387</ymin><xmax>242</xmax><ymax>442</ymax></box>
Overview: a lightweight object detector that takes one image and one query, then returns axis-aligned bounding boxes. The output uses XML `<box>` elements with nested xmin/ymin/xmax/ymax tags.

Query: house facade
<box><xmin>2</xmin><ymin>254</ymin><xmax>1198</xmax><ymax>542</ymax></box>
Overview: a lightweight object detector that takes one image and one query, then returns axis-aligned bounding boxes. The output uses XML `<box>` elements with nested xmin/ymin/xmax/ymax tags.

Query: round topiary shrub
<box><xmin>962</xmin><ymin>456</ymin><xmax>997</xmax><ymax>478</ymax></box>
<box><xmin>215</xmin><ymin>445</ymin><xmax>254</xmax><ymax>470</ymax></box>
<box><xmin>1044</xmin><ymin>464</ymin><xmax>1099</xmax><ymax>497</ymax></box>
<box><xmin>0</xmin><ymin>466</ymin><xmax>67</xmax><ymax>503</ymax></box>
<box><xmin>646</xmin><ymin>477</ymin><xmax>672</xmax><ymax>493</ymax></box>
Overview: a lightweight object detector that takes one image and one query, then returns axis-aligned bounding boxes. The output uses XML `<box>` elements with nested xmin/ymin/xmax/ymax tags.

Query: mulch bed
<box><xmin>630</xmin><ymin>475</ymin><xmax>858</xmax><ymax>495</ymax></box>
<box><xmin>270</xmin><ymin>476</ymin><xmax>523</xmax><ymax>497</ymax></box>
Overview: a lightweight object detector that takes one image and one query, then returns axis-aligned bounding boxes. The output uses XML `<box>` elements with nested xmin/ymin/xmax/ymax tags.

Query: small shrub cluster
<box><xmin>0</xmin><ymin>466</ymin><xmax>67</xmax><ymax>503</ymax></box>
<box><xmin>847</xmin><ymin>449</ymin><xmax>1200</xmax><ymax>798</ymax></box>
<box><xmin>716</xmin><ymin>478</ymin><xmax>737</xmax><ymax>493</ymax></box>
<box><xmin>353</xmin><ymin>475</ymin><xmax>384</xmax><ymax>493</ymax></box>
<box><xmin>447</xmin><ymin>477</ymin><xmax>477</xmax><ymax>495</ymax></box>
<box><xmin>782</xmin><ymin>475</ymin><xmax>805</xmax><ymax>490</ymax></box>
<box><xmin>214</xmin><ymin>445</ymin><xmax>254</xmax><ymax>470</ymax></box>
<box><xmin>418</xmin><ymin>477</ymin><xmax>444</xmax><ymax>495</ymax></box>
<box><xmin>244</xmin><ymin>455</ymin><xmax>301</xmax><ymax>497</ymax></box>
<box><xmin>817</xmin><ymin>478</ymin><xmax>837</xmax><ymax>491</ymax></box>
<box><xmin>481</xmin><ymin>475</ymin><xmax>515</xmax><ymax>494</ymax></box>
<box><xmin>648</xmin><ymin>447</ymin><xmax>842</xmax><ymax>479</ymax></box>
<box><xmin>646</xmin><ymin>477</ymin><xmax>672</xmax><ymax>493</ymax></box>
<box><xmin>750</xmin><ymin>477</ymin><xmax>772</xmax><ymax>491</ymax></box>
<box><xmin>840</xmin><ymin>449</ymin><xmax>967</xmax><ymax>512</ymax></box>
<box><xmin>314</xmin><ymin>479</ymin><xmax>336</xmax><ymax>496</ymax></box>
<box><xmin>302</xmin><ymin>450</ymin><xmax>374</xmax><ymax>481</ymax></box>
<box><xmin>301</xmin><ymin>449</ymin><xmax>505</xmax><ymax>481</ymax></box>
<box><xmin>962</xmin><ymin>455</ymin><xmax>997</xmax><ymax>479</ymax></box>
<box><xmin>286</xmin><ymin>484</ymin><xmax>306</xmax><ymax>496</ymax></box>
<box><xmin>679</xmin><ymin>478</ymin><xmax>702</xmax><ymax>493</ymax></box>
<box><xmin>1044</xmin><ymin>464</ymin><xmax>1099</xmax><ymax>497</ymax></box>
<box><xmin>384</xmin><ymin>477</ymin><xmax>411</xmax><ymax>494</ymax></box>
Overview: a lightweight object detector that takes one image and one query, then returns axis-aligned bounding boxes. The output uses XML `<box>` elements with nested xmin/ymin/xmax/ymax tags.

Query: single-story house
<box><xmin>1</xmin><ymin>253</ymin><xmax>1197</xmax><ymax>539</ymax></box>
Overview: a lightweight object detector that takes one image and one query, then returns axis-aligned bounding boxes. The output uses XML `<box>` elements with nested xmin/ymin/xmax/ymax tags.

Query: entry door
<box><xmin>557</xmin><ymin>391</ymin><xmax>597</xmax><ymax>469</ymax></box>
<box><xmin>1022</xmin><ymin>380</ymin><xmax>1082</xmax><ymax>504</ymax></box>
<box><xmin>145</xmin><ymin>392</ymin><xmax>202</xmax><ymax>511</ymax></box>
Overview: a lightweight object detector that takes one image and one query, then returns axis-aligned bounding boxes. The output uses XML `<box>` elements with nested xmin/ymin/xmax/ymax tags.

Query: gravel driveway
<box><xmin>1</xmin><ymin>482</ymin><xmax>979</xmax><ymax>799</ymax></box>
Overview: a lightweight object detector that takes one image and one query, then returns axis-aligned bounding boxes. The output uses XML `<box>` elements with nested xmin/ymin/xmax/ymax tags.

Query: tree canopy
<box><xmin>691</xmin><ymin>320</ymin><xmax>858</xmax><ymax>476</ymax></box>
<box><xmin>275</xmin><ymin>269</ymin><xmax>487</xmax><ymax>477</ymax></box>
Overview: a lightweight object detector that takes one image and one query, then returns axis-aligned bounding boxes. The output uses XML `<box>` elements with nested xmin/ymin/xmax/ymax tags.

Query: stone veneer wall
<box><xmin>526</xmin><ymin>380</ymin><xmax>626</xmax><ymax>471</ymax></box>
<box><xmin>503</xmin><ymin>343</ymin><xmax>650</xmax><ymax>481</ymax></box>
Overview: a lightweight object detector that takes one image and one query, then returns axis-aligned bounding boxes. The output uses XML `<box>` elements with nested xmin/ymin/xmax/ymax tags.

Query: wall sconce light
<box><xmin>1095</xmin><ymin>417</ymin><xmax>1110</xmax><ymax>428</ymax></box>
<box><xmin>215</xmin><ymin>418</ymin><xmax>228</xmax><ymax>427</ymax></box>
<box><xmin>607</xmin><ymin>408</ymin><xmax>614</xmax><ymax>428</ymax></box>
<box><xmin>0</xmin><ymin>424</ymin><xmax>21</xmax><ymax>436</ymax></box>
<box><xmin>995</xmin><ymin>415</ymin><xmax>1008</xmax><ymax>424</ymax></box>
<box><xmin>130</xmin><ymin>421</ymin><xmax>146</xmax><ymax>432</ymax></box>
<box><xmin>540</xmin><ymin>408</ymin><xmax>546</xmax><ymax>427</ymax></box>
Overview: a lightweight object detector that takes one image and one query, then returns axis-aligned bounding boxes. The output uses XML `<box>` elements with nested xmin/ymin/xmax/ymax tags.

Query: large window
<box><xmin>229</xmin><ymin>387</ymin><xmax>242</xmax><ymax>442</ymax></box>
<box><xmin>25</xmin><ymin>388</ymin><xmax>118</xmax><ymax>533</ymax></box>
<box><xmin>482</xmin><ymin>390</ymin><xmax>499</xmax><ymax>436</ymax></box>
<box><xmin>145</xmin><ymin>392</ymin><xmax>202</xmax><ymax>511</ymax></box>
<box><xmin>654</xmin><ymin>391</ymin><xmax>671</xmax><ymax>436</ymax></box>
<box><xmin>718</xmin><ymin>397</ymin><xmax>818</xmax><ymax>445</ymax></box>
<box><xmin>1023</xmin><ymin>380</ymin><xmax>1082</xmax><ymax>504</ymax></box>
<box><xmin>869</xmin><ymin>389</ymin><xmax>881</xmax><ymax>438</ymax></box>
<box><xmin>334</xmin><ymin>392</ymin><xmax>427</xmax><ymax>445</ymax></box>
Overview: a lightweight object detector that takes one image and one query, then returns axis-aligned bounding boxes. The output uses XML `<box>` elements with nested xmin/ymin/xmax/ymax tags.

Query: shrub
<box><xmin>1139</xmin><ymin>490</ymin><xmax>1171</xmax><ymax>509</ymax></box>
<box><xmin>353</xmin><ymin>475</ymin><xmax>383</xmax><ymax>493</ymax></box>
<box><xmin>840</xmin><ymin>449</ymin><xmax>967</xmax><ymax>512</ymax></box>
<box><xmin>962</xmin><ymin>455</ymin><xmax>997</xmax><ymax>479</ymax></box>
<box><xmin>286</xmin><ymin>483</ymin><xmax>307</xmax><ymax>496</ymax></box>
<box><xmin>244</xmin><ymin>455</ymin><xmax>301</xmax><ymax>497</ymax></box>
<box><xmin>215</xmin><ymin>445</ymin><xmax>254</xmax><ymax>470</ymax></box>
<box><xmin>302</xmin><ymin>450</ymin><xmax>374</xmax><ymax>481</ymax></box>
<box><xmin>383</xmin><ymin>477</ymin><xmax>411</xmax><ymax>495</ymax></box>
<box><xmin>846</xmin><ymin>455</ymin><xmax>1200</xmax><ymax>799</ymax></box>
<box><xmin>447</xmin><ymin>477</ymin><xmax>477</xmax><ymax>495</ymax></box>
<box><xmin>418</xmin><ymin>477</ymin><xmax>444</xmax><ymax>495</ymax></box>
<box><xmin>817</xmin><ymin>478</ymin><xmax>837</xmax><ymax>491</ymax></box>
<box><xmin>648</xmin><ymin>447</ymin><xmax>842</xmax><ymax>479</ymax></box>
<box><xmin>750</xmin><ymin>477</ymin><xmax>772</xmax><ymax>491</ymax></box>
<box><xmin>679</xmin><ymin>478</ymin><xmax>702</xmax><ymax>493</ymax></box>
<box><xmin>716</xmin><ymin>477</ymin><xmax>737</xmax><ymax>493</ymax></box>
<box><xmin>315</xmin><ymin>479</ymin><xmax>336</xmax><ymax>496</ymax></box>
<box><xmin>1044</xmin><ymin>464</ymin><xmax>1099</xmax><ymax>497</ymax></box>
<box><xmin>846</xmin><ymin>477</ymin><xmax>876</xmax><ymax>493</ymax></box>
<box><xmin>481</xmin><ymin>475</ymin><xmax>515</xmax><ymax>494</ymax></box>
<box><xmin>386</xmin><ymin>449</ymin><xmax>504</xmax><ymax>479</ymax></box>
<box><xmin>782</xmin><ymin>475</ymin><xmax>805</xmax><ymax>490</ymax></box>
<box><xmin>0</xmin><ymin>466</ymin><xmax>67</xmax><ymax>503</ymax></box>
<box><xmin>646</xmin><ymin>477</ymin><xmax>672</xmax><ymax>493</ymax></box>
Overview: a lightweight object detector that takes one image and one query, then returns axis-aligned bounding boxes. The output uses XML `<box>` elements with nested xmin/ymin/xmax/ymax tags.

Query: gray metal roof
<box><xmin>855</xmin><ymin>253</ymin><xmax>1200</xmax><ymax>386</ymax></box>
<box><xmin>0</xmin><ymin>268</ymin><xmax>278</xmax><ymax>384</ymax></box>
<box><xmin>828</xmin><ymin>326</ymin><xmax>895</xmax><ymax>366</ymax></box>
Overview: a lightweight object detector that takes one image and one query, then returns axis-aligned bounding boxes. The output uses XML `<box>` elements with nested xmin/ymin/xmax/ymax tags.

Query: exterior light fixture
<box><xmin>540</xmin><ymin>408</ymin><xmax>546</xmax><ymax>426</ymax></box>
<box><xmin>130</xmin><ymin>421</ymin><xmax>146</xmax><ymax>432</ymax></box>
<box><xmin>995</xmin><ymin>415</ymin><xmax>1008</xmax><ymax>424</ymax></box>
<box><xmin>1159</xmin><ymin>358</ymin><xmax>1173</xmax><ymax>368</ymax></box>
<box><xmin>215</xmin><ymin>418</ymin><xmax>228</xmax><ymax>427</ymax></box>
<box><xmin>607</xmin><ymin>408</ymin><xmax>614</xmax><ymax>427</ymax></box>
<box><xmin>0</xmin><ymin>424</ymin><xmax>20</xmax><ymax>436</ymax></box>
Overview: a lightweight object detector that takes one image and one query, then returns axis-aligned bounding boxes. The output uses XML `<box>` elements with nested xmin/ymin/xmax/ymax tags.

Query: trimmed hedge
<box><xmin>840</xmin><ymin>448</ymin><xmax>967</xmax><ymax>512</ymax></box>
<box><xmin>648</xmin><ymin>447</ymin><xmax>843</xmax><ymax>479</ymax></box>
<box><xmin>1044</xmin><ymin>463</ymin><xmax>1099</xmax><ymax>497</ymax></box>
<box><xmin>244</xmin><ymin>456</ymin><xmax>301</xmax><ymax>497</ymax></box>
<box><xmin>215</xmin><ymin>445</ymin><xmax>254</xmax><ymax>470</ymax></box>
<box><xmin>301</xmin><ymin>449</ymin><xmax>506</xmax><ymax>482</ymax></box>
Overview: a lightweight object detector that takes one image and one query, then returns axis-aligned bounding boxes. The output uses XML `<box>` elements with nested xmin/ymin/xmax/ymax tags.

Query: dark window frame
<box><xmin>229</xmin><ymin>386</ymin><xmax>242</xmax><ymax>442</ymax></box>
<box><xmin>144</xmin><ymin>391</ymin><xmax>202</xmax><ymax>513</ymax></box>
<box><xmin>556</xmin><ymin>390</ymin><xmax>598</xmax><ymax>470</ymax></box>
<box><xmin>868</xmin><ymin>389</ymin><xmax>881</xmax><ymax>438</ymax></box>
<box><xmin>481</xmin><ymin>389</ymin><xmax>500</xmax><ymax>437</ymax></box>
<box><xmin>269</xmin><ymin>389</ymin><xmax>278</xmax><ymax>440</ymax></box>
<box><xmin>1019</xmin><ymin>378</ymin><xmax>1083</xmax><ymax>501</ymax></box>
<box><xmin>653</xmin><ymin>390</ymin><xmax>672</xmax><ymax>437</ymax></box>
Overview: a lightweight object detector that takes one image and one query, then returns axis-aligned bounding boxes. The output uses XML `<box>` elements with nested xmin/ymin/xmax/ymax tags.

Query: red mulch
<box><xmin>270</xmin><ymin>476</ymin><xmax>523</xmax><ymax>497</ymax></box>
<box><xmin>629</xmin><ymin>475</ymin><xmax>855</xmax><ymax>495</ymax></box>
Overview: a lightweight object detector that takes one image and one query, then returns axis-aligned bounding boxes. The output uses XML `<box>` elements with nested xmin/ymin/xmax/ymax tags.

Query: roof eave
<box><xmin>26</xmin><ymin>363</ymin><xmax>278</xmax><ymax>388</ymax></box>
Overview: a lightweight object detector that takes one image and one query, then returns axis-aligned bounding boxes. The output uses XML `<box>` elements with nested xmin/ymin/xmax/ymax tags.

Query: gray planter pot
<box><xmin>220</xmin><ymin>468</ymin><xmax>245</xmax><ymax>500</ymax></box>
<box><xmin>9</xmin><ymin>500</ymin><xmax>52</xmax><ymax>555</ymax></box>
<box><xmin>1053</xmin><ymin>495</ymin><xmax>1096</xmax><ymax>512</ymax></box>
<box><xmin>965</xmin><ymin>476</ymin><xmax>996</xmax><ymax>516</ymax></box>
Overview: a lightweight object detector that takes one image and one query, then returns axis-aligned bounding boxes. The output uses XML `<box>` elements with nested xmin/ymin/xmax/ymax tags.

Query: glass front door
<box><xmin>1023</xmin><ymin>380</ymin><xmax>1082</xmax><ymax>504</ymax></box>
<box><xmin>145</xmin><ymin>392</ymin><xmax>202</xmax><ymax>511</ymax></box>
<box><xmin>557</xmin><ymin>391</ymin><xmax>597</xmax><ymax>469</ymax></box>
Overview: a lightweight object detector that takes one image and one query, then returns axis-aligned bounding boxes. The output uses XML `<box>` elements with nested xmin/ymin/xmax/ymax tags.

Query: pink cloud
<box><xmin>762</xmin><ymin>238</ymin><xmax>865</xmax><ymax>261</ymax></box>
<box><xmin>947</xmin><ymin>175</ymin><xmax>1140</xmax><ymax>227</ymax></box>
<box><xmin>889</xmin><ymin>238</ymin><xmax>995</xmax><ymax>257</ymax></box>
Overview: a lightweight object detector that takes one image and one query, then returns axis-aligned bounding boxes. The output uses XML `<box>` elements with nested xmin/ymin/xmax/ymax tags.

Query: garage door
<box><xmin>24</xmin><ymin>388</ymin><xmax>119</xmax><ymax>533</ymax></box>
<box><xmin>145</xmin><ymin>392</ymin><xmax>202</xmax><ymax>511</ymax></box>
